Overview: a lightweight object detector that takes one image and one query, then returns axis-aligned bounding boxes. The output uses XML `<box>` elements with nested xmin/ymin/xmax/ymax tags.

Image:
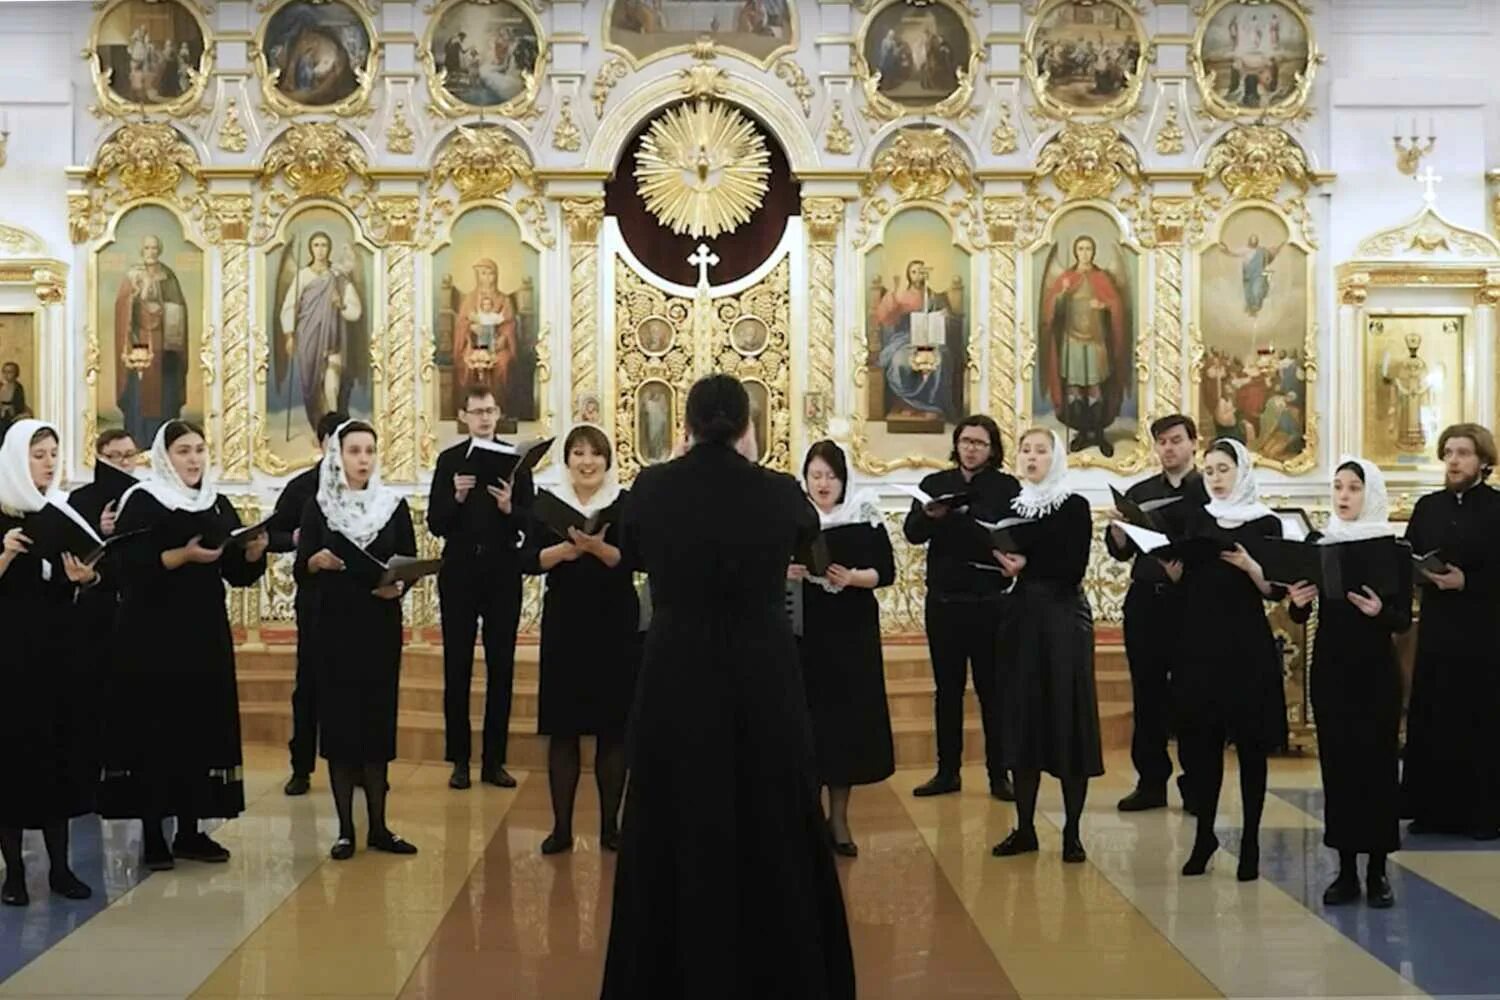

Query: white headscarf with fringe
<box><xmin>1011</xmin><ymin>429</ymin><xmax>1074</xmax><ymax>519</ymax></box>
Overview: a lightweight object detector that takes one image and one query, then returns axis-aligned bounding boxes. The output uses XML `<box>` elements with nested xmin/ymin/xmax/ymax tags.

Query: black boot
<box><xmin>912</xmin><ymin>771</ymin><xmax>961</xmax><ymax>797</ymax></box>
<box><xmin>1091</xmin><ymin>399</ymin><xmax>1114</xmax><ymax>457</ymax></box>
<box><xmin>1066</xmin><ymin>400</ymin><xmax>1088</xmax><ymax>452</ymax></box>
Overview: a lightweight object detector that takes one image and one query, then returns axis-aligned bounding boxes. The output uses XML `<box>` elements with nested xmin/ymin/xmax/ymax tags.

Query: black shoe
<box><xmin>1472</xmin><ymin>827</ymin><xmax>1500</xmax><ymax>842</ymax></box>
<box><xmin>1182</xmin><ymin>835</ymin><xmax>1219</xmax><ymax>876</ymax></box>
<box><xmin>481</xmin><ymin>765</ymin><xmax>517</xmax><ymax>789</ymax></box>
<box><xmin>1062</xmin><ymin>834</ymin><xmax>1087</xmax><ymax>864</ymax></box>
<box><xmin>541</xmin><ymin>833</ymin><xmax>574</xmax><ymax>855</ymax></box>
<box><xmin>992</xmin><ymin>828</ymin><xmax>1040</xmax><ymax>857</ymax></box>
<box><xmin>1367</xmin><ymin>873</ymin><xmax>1395</xmax><ymax>908</ymax></box>
<box><xmin>142</xmin><ymin>843</ymin><xmax>175</xmax><ymax>871</ymax></box>
<box><xmin>173</xmin><ymin>833</ymin><xmax>231</xmax><ymax>863</ymax></box>
<box><xmin>1237</xmin><ymin>845</ymin><xmax>1260</xmax><ymax>883</ymax></box>
<box><xmin>990</xmin><ymin>776</ymin><xmax>1016</xmax><ymax>802</ymax></box>
<box><xmin>912</xmin><ymin>772</ymin><xmax>961</xmax><ymax>797</ymax></box>
<box><xmin>369</xmin><ymin>831</ymin><xmax>418</xmax><ymax>855</ymax></box>
<box><xmin>832</xmin><ymin>840</ymin><xmax>859</xmax><ymax>858</ymax></box>
<box><xmin>600</xmin><ymin>829</ymin><xmax>620</xmax><ymax>853</ymax></box>
<box><xmin>330</xmin><ymin>837</ymin><xmax>355</xmax><ymax>861</ymax></box>
<box><xmin>283</xmin><ymin>772</ymin><xmax>311</xmax><ymax>796</ymax></box>
<box><xmin>1117</xmin><ymin>787</ymin><xmax>1168</xmax><ymax>812</ymax></box>
<box><xmin>449</xmin><ymin>764</ymin><xmax>471</xmax><ymax>790</ymax></box>
<box><xmin>1323</xmin><ymin>874</ymin><xmax>1361</xmax><ymax>906</ymax></box>
<box><xmin>48</xmin><ymin>870</ymin><xmax>92</xmax><ymax>901</ymax></box>
<box><xmin>1</xmin><ymin>878</ymin><xmax>27</xmax><ymax>906</ymax></box>
<box><xmin>1098</xmin><ymin>437</ymin><xmax>1115</xmax><ymax>458</ymax></box>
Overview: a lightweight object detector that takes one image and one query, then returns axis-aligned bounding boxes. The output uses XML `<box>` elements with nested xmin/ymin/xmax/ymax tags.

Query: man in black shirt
<box><xmin>428</xmin><ymin>385</ymin><xmax>535</xmax><ymax>790</ymax></box>
<box><xmin>267</xmin><ymin>410</ymin><xmax>347</xmax><ymax>796</ymax></box>
<box><xmin>903</xmin><ymin>415</ymin><xmax>1020</xmax><ymax>799</ymax></box>
<box><xmin>1105</xmin><ymin>413</ymin><xmax>1206</xmax><ymax>812</ymax></box>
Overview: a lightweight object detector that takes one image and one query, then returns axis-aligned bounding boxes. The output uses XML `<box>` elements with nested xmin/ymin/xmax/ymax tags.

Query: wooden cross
<box><xmin>1417</xmin><ymin>164</ymin><xmax>1442</xmax><ymax>205</ymax></box>
<box><xmin>689</xmin><ymin>243</ymin><xmax>720</xmax><ymax>289</ymax></box>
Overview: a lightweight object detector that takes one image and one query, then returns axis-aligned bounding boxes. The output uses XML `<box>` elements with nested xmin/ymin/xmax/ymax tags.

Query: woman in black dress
<box><xmin>520</xmin><ymin>423</ymin><xmax>638</xmax><ymax>856</ymax></box>
<box><xmin>602</xmin><ymin>375</ymin><xmax>854</xmax><ymax>1000</ymax></box>
<box><xmin>0</xmin><ymin>420</ymin><xmax>101</xmax><ymax>905</ymax></box>
<box><xmin>296</xmin><ymin>420</ymin><xmax>418</xmax><ymax>860</ymax></box>
<box><xmin>788</xmin><ymin>440</ymin><xmax>895</xmax><ymax>857</ymax></box>
<box><xmin>1287</xmin><ymin>457</ymin><xmax>1409</xmax><ymax>908</ymax></box>
<box><xmin>990</xmin><ymin>428</ymin><xmax>1102</xmax><ymax>864</ymax></box>
<box><xmin>1401</xmin><ymin>423</ymin><xmax>1500</xmax><ymax>841</ymax></box>
<box><xmin>1175</xmin><ymin>437</ymin><xmax>1287</xmax><ymax>882</ymax></box>
<box><xmin>100</xmin><ymin>420</ymin><xmax>269</xmax><ymax>870</ymax></box>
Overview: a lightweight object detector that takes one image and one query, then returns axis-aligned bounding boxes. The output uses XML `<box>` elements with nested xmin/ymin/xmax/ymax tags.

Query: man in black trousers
<box><xmin>1106</xmin><ymin>413</ymin><xmax>1206</xmax><ymax>812</ymax></box>
<box><xmin>903</xmin><ymin>415</ymin><xmax>1019</xmax><ymax>799</ymax></box>
<box><xmin>268</xmin><ymin>410</ymin><xmax>348</xmax><ymax>796</ymax></box>
<box><xmin>428</xmin><ymin>385</ymin><xmax>534</xmax><ymax>790</ymax></box>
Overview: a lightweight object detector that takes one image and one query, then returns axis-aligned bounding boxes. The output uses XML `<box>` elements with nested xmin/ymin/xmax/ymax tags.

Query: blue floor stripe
<box><xmin>0</xmin><ymin>817</ymin><xmax>157</xmax><ymax>983</ymax></box>
<box><xmin>1275</xmin><ymin>787</ymin><xmax>1500</xmax><ymax>852</ymax></box>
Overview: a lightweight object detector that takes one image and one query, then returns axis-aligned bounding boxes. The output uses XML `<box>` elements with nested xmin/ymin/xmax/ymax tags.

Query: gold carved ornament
<box><xmin>428</xmin><ymin>124</ymin><xmax>553</xmax><ymax>247</ymax></box>
<box><xmin>1031</xmin><ymin>122</ymin><xmax>1143</xmax><ymax>202</ymax></box>
<box><xmin>1154</xmin><ymin>102</ymin><xmax>1186</xmax><ymax>156</ymax></box>
<box><xmin>552</xmin><ymin>97</ymin><xmax>583</xmax><ymax>153</ymax></box>
<box><xmin>1200</xmin><ymin>125</ymin><xmax>1312</xmax><ymax>202</ymax></box>
<box><xmin>613</xmin><ymin>262</ymin><xmax>695</xmax><ymax>482</ymax></box>
<box><xmin>991</xmin><ymin>103</ymin><xmax>1019</xmax><ymax>156</ymax></box>
<box><xmin>253</xmin><ymin>122</ymin><xmax>373</xmax><ymax>242</ymax></box>
<box><xmin>69</xmin><ymin>122</ymin><xmax>204</xmax><ymax>244</ymax></box>
<box><xmin>634</xmin><ymin>100</ymin><xmax>771</xmax><ymax>240</ymax></box>
<box><xmin>986</xmin><ymin>197</ymin><xmax>1023</xmax><ymax>462</ymax></box>
<box><xmin>592</xmin><ymin>58</ymin><xmax>630</xmax><ymax>119</ymax></box>
<box><xmin>563</xmin><ymin>198</ymin><xmax>606</xmax><ymax>417</ymax></box>
<box><xmin>861</xmin><ymin>126</ymin><xmax>977</xmax><ymax>202</ymax></box>
<box><xmin>217</xmin><ymin>98</ymin><xmax>250</xmax><ymax>154</ymax></box>
<box><xmin>386</xmin><ymin>100</ymin><xmax>416</xmax><ymax>155</ymax></box>
<box><xmin>824</xmin><ymin>101</ymin><xmax>855</xmax><ymax>156</ymax></box>
<box><xmin>803</xmin><ymin>198</ymin><xmax>842</xmax><ymax>438</ymax></box>
<box><xmin>774</xmin><ymin>58</ymin><xmax>815</xmax><ymax>117</ymax></box>
<box><xmin>712</xmin><ymin>259</ymin><xmax>794</xmax><ymax>472</ymax></box>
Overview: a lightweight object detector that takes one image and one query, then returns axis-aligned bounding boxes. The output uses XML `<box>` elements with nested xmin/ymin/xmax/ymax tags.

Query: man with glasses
<box><xmin>428</xmin><ymin>385</ymin><xmax>535</xmax><ymax>790</ymax></box>
<box><xmin>69</xmin><ymin>429</ymin><xmax>140</xmax><ymax>536</ymax></box>
<box><xmin>266</xmin><ymin>411</ymin><xmax>348</xmax><ymax>797</ymax></box>
<box><xmin>903</xmin><ymin>415</ymin><xmax>1019</xmax><ymax>799</ymax></box>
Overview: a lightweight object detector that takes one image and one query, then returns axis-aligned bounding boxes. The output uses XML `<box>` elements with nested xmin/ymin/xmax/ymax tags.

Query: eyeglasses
<box><xmin>957</xmin><ymin>438</ymin><xmax>990</xmax><ymax>449</ymax></box>
<box><xmin>102</xmin><ymin>449</ymin><xmax>138</xmax><ymax>462</ymax></box>
<box><xmin>465</xmin><ymin>406</ymin><xmax>500</xmax><ymax>417</ymax></box>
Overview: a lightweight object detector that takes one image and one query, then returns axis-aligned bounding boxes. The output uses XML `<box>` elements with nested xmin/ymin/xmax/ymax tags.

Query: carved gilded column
<box><xmin>1148</xmin><ymin>197</ymin><xmax>1189</xmax><ymax>424</ymax></box>
<box><xmin>209</xmin><ymin>195</ymin><xmax>253</xmax><ymax>480</ymax></box>
<box><xmin>802</xmin><ymin>196</ymin><xmax>842</xmax><ymax>440</ymax></box>
<box><xmin>985</xmin><ymin>197</ymin><xmax>1023</xmax><ymax>460</ymax></box>
<box><xmin>376</xmin><ymin>195</ymin><xmax>420</xmax><ymax>482</ymax></box>
<box><xmin>562</xmin><ymin>197</ymin><xmax>605</xmax><ymax>417</ymax></box>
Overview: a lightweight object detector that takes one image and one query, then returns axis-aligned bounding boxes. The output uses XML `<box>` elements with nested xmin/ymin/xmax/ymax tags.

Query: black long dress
<box><xmin>601</xmin><ymin>443</ymin><xmax>855</xmax><ymax>1000</ymax></box>
<box><xmin>796</xmin><ymin>519</ymin><xmax>896</xmax><ymax>787</ymax></box>
<box><xmin>997</xmin><ymin>494</ymin><xmax>1105</xmax><ymax>779</ymax></box>
<box><xmin>519</xmin><ymin>493</ymin><xmax>640</xmax><ymax>737</ymax></box>
<box><xmin>1401</xmin><ymin>484</ymin><xmax>1500</xmax><ymax>835</ymax></box>
<box><xmin>1174</xmin><ymin>514</ymin><xmax>1288</xmax><ymax>752</ymax></box>
<box><xmin>295</xmin><ymin>499</ymin><xmax>416</xmax><ymax>764</ymax></box>
<box><xmin>0</xmin><ymin>514</ymin><xmax>95</xmax><ymax>828</ymax></box>
<box><xmin>99</xmin><ymin>492</ymin><xmax>267</xmax><ymax>820</ymax></box>
<box><xmin>1290</xmin><ymin>531</ymin><xmax>1411</xmax><ymax>853</ymax></box>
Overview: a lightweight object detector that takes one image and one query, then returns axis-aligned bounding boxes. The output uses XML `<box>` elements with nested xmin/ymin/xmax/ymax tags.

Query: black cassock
<box><xmin>99</xmin><ymin>492</ymin><xmax>267</xmax><ymax>820</ymax></box>
<box><xmin>519</xmin><ymin>493</ymin><xmax>640</xmax><ymax>737</ymax></box>
<box><xmin>1290</xmin><ymin>532</ymin><xmax>1410</xmax><ymax>853</ymax></box>
<box><xmin>1401</xmin><ymin>485</ymin><xmax>1500</xmax><ymax>835</ymax></box>
<box><xmin>796</xmin><ymin>520</ymin><xmax>896</xmax><ymax>788</ymax></box>
<box><xmin>295</xmin><ymin>499</ymin><xmax>415</xmax><ymax>764</ymax></box>
<box><xmin>0</xmin><ymin>514</ymin><xmax>94</xmax><ymax>828</ymax></box>
<box><xmin>997</xmin><ymin>494</ymin><xmax>1104</xmax><ymax>779</ymax></box>
<box><xmin>1174</xmin><ymin>514</ymin><xmax>1288</xmax><ymax>753</ymax></box>
<box><xmin>601</xmin><ymin>443</ymin><xmax>854</xmax><ymax>1000</ymax></box>
<box><xmin>69</xmin><ymin>476</ymin><xmax>133</xmax><ymax>793</ymax></box>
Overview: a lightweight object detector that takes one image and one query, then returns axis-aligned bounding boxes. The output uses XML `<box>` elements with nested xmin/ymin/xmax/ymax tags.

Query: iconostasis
<box><xmin>5</xmin><ymin>0</ymin><xmax>1499</xmax><ymax>704</ymax></box>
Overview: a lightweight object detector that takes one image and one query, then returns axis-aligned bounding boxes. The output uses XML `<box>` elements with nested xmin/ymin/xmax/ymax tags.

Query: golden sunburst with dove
<box><xmin>633</xmin><ymin>100</ymin><xmax>772</xmax><ymax>240</ymax></box>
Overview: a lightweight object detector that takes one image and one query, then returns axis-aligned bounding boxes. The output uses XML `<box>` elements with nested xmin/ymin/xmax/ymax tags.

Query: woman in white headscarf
<box><xmin>519</xmin><ymin>423</ymin><xmax>638</xmax><ymax>855</ymax></box>
<box><xmin>1287</xmin><ymin>457</ymin><xmax>1409</xmax><ymax>909</ymax></box>
<box><xmin>1174</xmin><ymin>436</ymin><xmax>1287</xmax><ymax>883</ymax></box>
<box><xmin>295</xmin><ymin>419</ymin><xmax>417</xmax><ymax>861</ymax></box>
<box><xmin>989</xmin><ymin>428</ymin><xmax>1102</xmax><ymax>864</ymax></box>
<box><xmin>787</xmin><ymin>439</ymin><xmax>894</xmax><ymax>857</ymax></box>
<box><xmin>100</xmin><ymin>420</ymin><xmax>269</xmax><ymax>872</ymax></box>
<box><xmin>0</xmin><ymin>420</ymin><xmax>100</xmax><ymax>905</ymax></box>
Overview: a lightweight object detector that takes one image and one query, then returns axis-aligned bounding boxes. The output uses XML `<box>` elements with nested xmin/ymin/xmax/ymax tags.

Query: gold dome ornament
<box><xmin>634</xmin><ymin>100</ymin><xmax>771</xmax><ymax>240</ymax></box>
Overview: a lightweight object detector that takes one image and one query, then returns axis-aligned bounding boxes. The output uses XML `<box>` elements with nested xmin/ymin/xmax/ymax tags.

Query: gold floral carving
<box><xmin>386</xmin><ymin>100</ymin><xmax>416</xmax><ymax>155</ymax></box>
<box><xmin>1200</xmin><ymin>125</ymin><xmax>1313</xmax><ymax>202</ymax></box>
<box><xmin>563</xmin><ymin>197</ymin><xmax>605</xmax><ymax>414</ymax></box>
<box><xmin>0</xmin><ymin>223</ymin><xmax>46</xmax><ymax>257</ymax></box>
<box><xmin>204</xmin><ymin>193</ymin><xmax>253</xmax><ymax>245</ymax></box>
<box><xmin>219</xmin><ymin>241</ymin><xmax>251</xmax><ymax>479</ymax></box>
<box><xmin>370</xmin><ymin>195</ymin><xmax>421</xmax><ymax>246</ymax></box>
<box><xmin>33</xmin><ymin>270</ymin><xmax>65</xmax><ymax>306</ymax></box>
<box><xmin>1154</xmin><ymin>102</ymin><xmax>1185</xmax><ymax>155</ymax></box>
<box><xmin>1151</xmin><ymin>242</ymin><xmax>1185</xmax><ymax>422</ymax></box>
<box><xmin>803</xmin><ymin>197</ymin><xmax>842</xmax><ymax>440</ymax></box>
<box><xmin>824</xmin><ymin>100</ymin><xmax>854</xmax><ymax>156</ymax></box>
<box><xmin>261</xmin><ymin>122</ymin><xmax>370</xmax><ymax>199</ymax></box>
<box><xmin>1355</xmin><ymin>206</ymin><xmax>1500</xmax><ymax>260</ymax></box>
<box><xmin>856</xmin><ymin>50</ymin><xmax>981</xmax><ymax>125</ymax></box>
<box><xmin>874</xmin><ymin>511</ymin><xmax>925</xmax><ymax>635</ymax></box>
<box><xmin>614</xmin><ymin>262</ymin><xmax>695</xmax><ymax>481</ymax></box>
<box><xmin>217</xmin><ymin>98</ymin><xmax>250</xmax><ymax>153</ymax></box>
<box><xmin>775</xmin><ymin>58</ymin><xmax>815</xmax><ymax>117</ymax></box>
<box><xmin>70</xmin><ymin>122</ymin><xmax>204</xmax><ymax>243</ymax></box>
<box><xmin>382</xmin><ymin>245</ymin><xmax>417</xmax><ymax>482</ymax></box>
<box><xmin>592</xmin><ymin>58</ymin><xmax>629</xmax><ymax>119</ymax></box>
<box><xmin>986</xmin><ymin>197</ymin><xmax>1023</xmax><ymax>460</ymax></box>
<box><xmin>429</xmin><ymin>126</ymin><xmax>553</xmax><ymax>247</ymax></box>
<box><xmin>1032</xmin><ymin>122</ymin><xmax>1142</xmax><ymax>201</ymax></box>
<box><xmin>860</xmin><ymin>127</ymin><xmax>976</xmax><ymax>202</ymax></box>
<box><xmin>635</xmin><ymin>100</ymin><xmax>771</xmax><ymax>240</ymax></box>
<box><xmin>991</xmin><ymin>103</ymin><xmax>1019</xmax><ymax>155</ymax></box>
<box><xmin>713</xmin><ymin>259</ymin><xmax>793</xmax><ymax>471</ymax></box>
<box><xmin>552</xmin><ymin>97</ymin><xmax>583</xmax><ymax>153</ymax></box>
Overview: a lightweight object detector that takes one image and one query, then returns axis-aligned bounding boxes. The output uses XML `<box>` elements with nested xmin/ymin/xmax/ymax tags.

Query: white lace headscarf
<box><xmin>550</xmin><ymin>423</ymin><xmax>622</xmax><ymax>517</ymax></box>
<box><xmin>1319</xmin><ymin>455</ymin><xmax>1396</xmax><ymax>543</ymax></box>
<box><xmin>1203</xmin><ymin>437</ymin><xmax>1274</xmax><ymax>527</ymax></box>
<box><xmin>316</xmin><ymin>420</ymin><xmax>401</xmax><ymax>548</ymax></box>
<box><xmin>1012</xmin><ymin>429</ymin><xmax>1074</xmax><ymax>519</ymax></box>
<box><xmin>118</xmin><ymin>421</ymin><xmax>219</xmax><ymax>514</ymax></box>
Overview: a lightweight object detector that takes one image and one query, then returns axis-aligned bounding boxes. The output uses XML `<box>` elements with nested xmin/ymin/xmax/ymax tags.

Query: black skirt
<box><xmin>797</xmin><ymin>581</ymin><xmax>895</xmax><ymax>787</ymax></box>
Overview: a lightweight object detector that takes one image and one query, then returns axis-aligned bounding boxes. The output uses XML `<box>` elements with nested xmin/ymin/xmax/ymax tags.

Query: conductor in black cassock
<box><xmin>601</xmin><ymin>375</ymin><xmax>855</xmax><ymax>1000</ymax></box>
<box><xmin>1401</xmin><ymin>423</ymin><xmax>1500</xmax><ymax>841</ymax></box>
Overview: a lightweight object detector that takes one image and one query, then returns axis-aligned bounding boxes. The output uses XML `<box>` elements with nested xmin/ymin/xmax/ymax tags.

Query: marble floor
<box><xmin>2</xmin><ymin>746</ymin><xmax>1498</xmax><ymax>999</ymax></box>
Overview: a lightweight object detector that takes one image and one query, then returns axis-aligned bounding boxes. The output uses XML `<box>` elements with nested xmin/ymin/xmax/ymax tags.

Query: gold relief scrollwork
<box><xmin>552</xmin><ymin>97</ymin><xmax>583</xmax><ymax>153</ymax></box>
<box><xmin>217</xmin><ymin>98</ymin><xmax>250</xmax><ymax>154</ymax></box>
<box><xmin>1083</xmin><ymin>510</ymin><xmax>1131</xmax><ymax>626</ymax></box>
<box><xmin>1354</xmin><ymin>206</ymin><xmax>1500</xmax><ymax>261</ymax></box>
<box><xmin>223</xmin><ymin>497</ymin><xmax>262</xmax><ymax>633</ymax></box>
<box><xmin>251</xmin><ymin>0</ymin><xmax>381</xmax><ymax>120</ymax></box>
<box><xmin>254</xmin><ymin>122</ymin><xmax>372</xmax><ymax>242</ymax></box>
<box><xmin>713</xmin><ymin>260</ymin><xmax>794</xmax><ymax>472</ymax></box>
<box><xmin>386</xmin><ymin>100</ymin><xmax>417</xmax><ymax>155</ymax></box>
<box><xmin>368</xmin><ymin>194</ymin><xmax>422</xmax><ymax>247</ymax></box>
<box><xmin>82</xmin><ymin>324</ymin><xmax>99</xmax><ymax>470</ymax></box>
<box><xmin>991</xmin><ymin>103</ymin><xmax>1019</xmax><ymax>156</ymax></box>
<box><xmin>1191</xmin><ymin>0</ymin><xmax>1322</xmax><ymax>124</ymax></box>
<box><xmin>1154</xmin><ymin>102</ymin><xmax>1186</xmax><ymax>156</ymax></box>
<box><xmin>855</xmin><ymin>127</ymin><xmax>983</xmax><ymax>248</ymax></box>
<box><xmin>824</xmin><ymin>100</ymin><xmax>854</xmax><ymax>156</ymax></box>
<box><xmin>876</xmin><ymin>510</ymin><xmax>925</xmax><ymax>636</ymax></box>
<box><xmin>678</xmin><ymin>40</ymin><xmax>731</xmax><ymax>100</ymax></box>
<box><xmin>592</xmin><ymin>58</ymin><xmax>630</xmax><ymax>120</ymax></box>
<box><xmin>562</xmin><ymin>197</ymin><xmax>605</xmax><ymax>416</ymax></box>
<box><xmin>421</xmin><ymin>0</ymin><xmax>547</xmax><ymax>120</ymax></box>
<box><xmin>774</xmin><ymin>58</ymin><xmax>815</xmax><ymax>118</ymax></box>
<box><xmin>86</xmin><ymin>0</ymin><xmax>216</xmax><ymax>120</ymax></box>
<box><xmin>613</xmin><ymin>261</ymin><xmax>695</xmax><ymax>482</ymax></box>
<box><xmin>986</xmin><ymin>197</ymin><xmax>1023</xmax><ymax>461</ymax></box>
<box><xmin>803</xmin><ymin>197</ymin><xmax>843</xmax><ymax>440</ymax></box>
<box><xmin>70</xmin><ymin>122</ymin><xmax>204</xmax><ymax>244</ymax></box>
<box><xmin>1031</xmin><ymin>122</ymin><xmax>1143</xmax><ymax>203</ymax></box>
<box><xmin>428</xmin><ymin>125</ymin><xmax>554</xmax><ymax>248</ymax></box>
<box><xmin>854</xmin><ymin>0</ymin><xmax>980</xmax><ymax>125</ymax></box>
<box><xmin>1197</xmin><ymin>125</ymin><xmax>1320</xmax><ymax>247</ymax></box>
